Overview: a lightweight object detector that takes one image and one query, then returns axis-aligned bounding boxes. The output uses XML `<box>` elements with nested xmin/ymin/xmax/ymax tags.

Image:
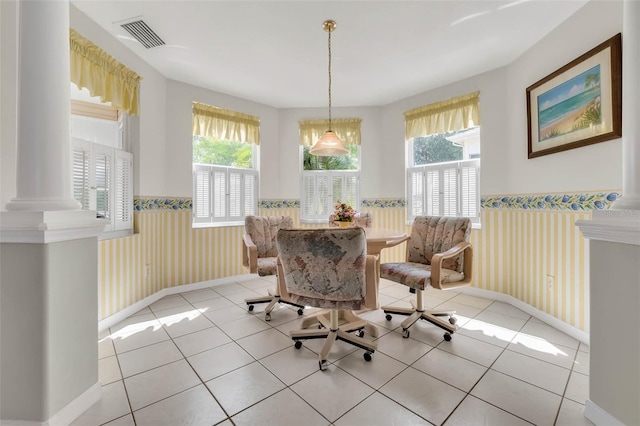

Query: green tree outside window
<box><xmin>302</xmin><ymin>145</ymin><xmax>359</xmax><ymax>171</ymax></box>
<box><xmin>193</xmin><ymin>136</ymin><xmax>253</xmax><ymax>168</ymax></box>
<box><xmin>413</xmin><ymin>133</ymin><xmax>463</xmax><ymax>165</ymax></box>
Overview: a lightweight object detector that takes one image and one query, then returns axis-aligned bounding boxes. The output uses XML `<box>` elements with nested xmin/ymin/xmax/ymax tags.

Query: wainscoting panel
<box><xmin>474</xmin><ymin>209</ymin><xmax>591</xmax><ymax>331</ymax></box>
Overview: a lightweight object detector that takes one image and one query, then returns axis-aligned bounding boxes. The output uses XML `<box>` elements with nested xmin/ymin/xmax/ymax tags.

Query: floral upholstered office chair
<box><xmin>381</xmin><ymin>216</ymin><xmax>473</xmax><ymax>341</ymax></box>
<box><xmin>276</xmin><ymin>227</ymin><xmax>379</xmax><ymax>371</ymax></box>
<box><xmin>242</xmin><ymin>215</ymin><xmax>304</xmax><ymax>321</ymax></box>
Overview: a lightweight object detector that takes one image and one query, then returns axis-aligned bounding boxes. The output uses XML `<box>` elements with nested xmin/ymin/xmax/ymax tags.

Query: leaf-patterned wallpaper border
<box><xmin>481</xmin><ymin>192</ymin><xmax>621</xmax><ymax>211</ymax></box>
<box><xmin>134</xmin><ymin>193</ymin><xmax>621</xmax><ymax>212</ymax></box>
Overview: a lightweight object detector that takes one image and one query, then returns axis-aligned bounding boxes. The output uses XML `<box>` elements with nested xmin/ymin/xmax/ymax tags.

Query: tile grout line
<box><xmin>97</xmin><ymin>281</ymin><xmax>586</xmax><ymax>426</ymax></box>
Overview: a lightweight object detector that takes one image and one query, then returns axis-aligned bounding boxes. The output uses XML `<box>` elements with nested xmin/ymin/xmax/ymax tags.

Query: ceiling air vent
<box><xmin>120</xmin><ymin>20</ymin><xmax>165</xmax><ymax>49</ymax></box>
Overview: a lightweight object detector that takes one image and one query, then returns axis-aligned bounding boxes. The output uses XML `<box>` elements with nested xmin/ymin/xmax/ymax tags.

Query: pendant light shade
<box><xmin>310</xmin><ymin>130</ymin><xmax>349</xmax><ymax>156</ymax></box>
<box><xmin>310</xmin><ymin>20</ymin><xmax>349</xmax><ymax>157</ymax></box>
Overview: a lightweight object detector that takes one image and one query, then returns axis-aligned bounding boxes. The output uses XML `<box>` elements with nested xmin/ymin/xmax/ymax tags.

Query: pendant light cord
<box><xmin>327</xmin><ymin>27</ymin><xmax>332</xmax><ymax>131</ymax></box>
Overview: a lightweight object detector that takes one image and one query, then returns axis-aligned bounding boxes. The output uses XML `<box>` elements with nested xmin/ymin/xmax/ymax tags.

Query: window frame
<box><xmin>72</xmin><ymin>137</ymin><xmax>134</xmax><ymax>239</ymax></box>
<box><xmin>406</xmin><ymin>135</ymin><xmax>480</xmax><ymax>225</ymax></box>
<box><xmin>191</xmin><ymin>142</ymin><xmax>259</xmax><ymax>228</ymax></box>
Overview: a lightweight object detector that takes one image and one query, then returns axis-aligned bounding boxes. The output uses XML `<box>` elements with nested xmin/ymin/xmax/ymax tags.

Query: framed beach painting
<box><xmin>526</xmin><ymin>33</ymin><xmax>621</xmax><ymax>159</ymax></box>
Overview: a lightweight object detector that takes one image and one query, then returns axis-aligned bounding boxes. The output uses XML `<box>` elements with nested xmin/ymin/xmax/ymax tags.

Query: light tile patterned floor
<box><xmin>73</xmin><ymin>276</ymin><xmax>593</xmax><ymax>426</ymax></box>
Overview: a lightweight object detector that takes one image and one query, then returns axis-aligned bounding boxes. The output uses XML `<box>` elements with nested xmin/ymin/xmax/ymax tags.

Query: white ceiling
<box><xmin>71</xmin><ymin>1</ymin><xmax>588</xmax><ymax>108</ymax></box>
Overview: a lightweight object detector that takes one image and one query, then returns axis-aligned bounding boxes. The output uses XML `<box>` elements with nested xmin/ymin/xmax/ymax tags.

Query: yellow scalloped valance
<box><xmin>404</xmin><ymin>91</ymin><xmax>480</xmax><ymax>139</ymax></box>
<box><xmin>192</xmin><ymin>102</ymin><xmax>260</xmax><ymax>145</ymax></box>
<box><xmin>298</xmin><ymin>118</ymin><xmax>362</xmax><ymax>146</ymax></box>
<box><xmin>69</xmin><ymin>29</ymin><xmax>142</xmax><ymax>116</ymax></box>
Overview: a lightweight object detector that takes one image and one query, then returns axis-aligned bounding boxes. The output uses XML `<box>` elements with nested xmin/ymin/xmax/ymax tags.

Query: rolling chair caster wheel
<box><xmin>265</xmin><ymin>313</ymin><xmax>271</xmax><ymax>322</ymax></box>
<box><xmin>294</xmin><ymin>340</ymin><xmax>302</xmax><ymax>349</ymax></box>
<box><xmin>319</xmin><ymin>360</ymin><xmax>328</xmax><ymax>371</ymax></box>
<box><xmin>363</xmin><ymin>352</ymin><xmax>373</xmax><ymax>362</ymax></box>
<box><xmin>248</xmin><ymin>304</ymin><xmax>254</xmax><ymax>312</ymax></box>
<box><xmin>385</xmin><ymin>314</ymin><xmax>392</xmax><ymax>321</ymax></box>
<box><xmin>402</xmin><ymin>329</ymin><xmax>410</xmax><ymax>338</ymax></box>
<box><xmin>297</xmin><ymin>308</ymin><xmax>304</xmax><ymax>315</ymax></box>
<box><xmin>443</xmin><ymin>333</ymin><xmax>452</xmax><ymax>341</ymax></box>
<box><xmin>449</xmin><ymin>316</ymin><xmax>457</xmax><ymax>325</ymax></box>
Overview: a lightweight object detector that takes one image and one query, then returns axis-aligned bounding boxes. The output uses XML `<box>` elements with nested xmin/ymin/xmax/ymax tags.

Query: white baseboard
<box><xmin>98</xmin><ymin>274</ymin><xmax>256</xmax><ymax>332</ymax></box>
<box><xmin>0</xmin><ymin>382</ymin><xmax>101</xmax><ymax>426</ymax></box>
<box><xmin>585</xmin><ymin>399</ymin><xmax>625</xmax><ymax>426</ymax></box>
<box><xmin>98</xmin><ymin>274</ymin><xmax>589</xmax><ymax>346</ymax></box>
<box><xmin>459</xmin><ymin>287</ymin><xmax>589</xmax><ymax>345</ymax></box>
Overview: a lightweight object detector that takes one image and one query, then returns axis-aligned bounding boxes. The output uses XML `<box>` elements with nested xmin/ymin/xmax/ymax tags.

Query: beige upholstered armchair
<box><xmin>242</xmin><ymin>215</ymin><xmax>304</xmax><ymax>321</ymax></box>
<box><xmin>381</xmin><ymin>216</ymin><xmax>473</xmax><ymax>341</ymax></box>
<box><xmin>328</xmin><ymin>212</ymin><xmax>372</xmax><ymax>228</ymax></box>
<box><xmin>277</xmin><ymin>228</ymin><xmax>378</xmax><ymax>371</ymax></box>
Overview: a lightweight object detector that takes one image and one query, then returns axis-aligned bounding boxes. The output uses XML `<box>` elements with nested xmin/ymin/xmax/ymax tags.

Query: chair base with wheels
<box><xmin>299</xmin><ymin>308</ymin><xmax>379</xmax><ymax>338</ymax></box>
<box><xmin>291</xmin><ymin>309</ymin><xmax>376</xmax><ymax>370</ymax></box>
<box><xmin>245</xmin><ymin>289</ymin><xmax>305</xmax><ymax>322</ymax></box>
<box><xmin>383</xmin><ymin>288</ymin><xmax>458</xmax><ymax>341</ymax></box>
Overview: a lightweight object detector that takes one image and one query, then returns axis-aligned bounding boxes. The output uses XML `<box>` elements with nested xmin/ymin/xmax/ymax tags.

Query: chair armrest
<box><xmin>242</xmin><ymin>234</ymin><xmax>258</xmax><ymax>274</ymax></box>
<box><xmin>363</xmin><ymin>254</ymin><xmax>379</xmax><ymax>310</ymax></box>
<box><xmin>430</xmin><ymin>241</ymin><xmax>473</xmax><ymax>290</ymax></box>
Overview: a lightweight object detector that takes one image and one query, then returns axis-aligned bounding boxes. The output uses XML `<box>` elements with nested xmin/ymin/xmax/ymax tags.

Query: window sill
<box><xmin>99</xmin><ymin>229</ymin><xmax>134</xmax><ymax>240</ymax></box>
<box><xmin>192</xmin><ymin>222</ymin><xmax>244</xmax><ymax>229</ymax></box>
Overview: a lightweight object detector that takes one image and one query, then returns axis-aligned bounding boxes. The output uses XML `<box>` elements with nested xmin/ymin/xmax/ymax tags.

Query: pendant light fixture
<box><xmin>309</xmin><ymin>20</ymin><xmax>349</xmax><ymax>156</ymax></box>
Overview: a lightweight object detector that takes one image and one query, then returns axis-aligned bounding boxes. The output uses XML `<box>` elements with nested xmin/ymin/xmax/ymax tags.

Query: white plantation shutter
<box><xmin>193</xmin><ymin>165</ymin><xmax>211</xmax><ymax>223</ymax></box>
<box><xmin>228</xmin><ymin>170</ymin><xmax>242</xmax><ymax>219</ymax></box>
<box><xmin>94</xmin><ymin>145</ymin><xmax>113</xmax><ymax>231</ymax></box>
<box><xmin>332</xmin><ymin>176</ymin><xmax>344</xmax><ymax>205</ymax></box>
<box><xmin>213</xmin><ymin>169</ymin><xmax>226</xmax><ymax>220</ymax></box>
<box><xmin>301</xmin><ymin>172</ymin><xmax>360</xmax><ymax>222</ymax></box>
<box><xmin>114</xmin><ymin>150</ymin><xmax>133</xmax><ymax>231</ymax></box>
<box><xmin>426</xmin><ymin>168</ymin><xmax>439</xmax><ymax>216</ymax></box>
<box><xmin>302</xmin><ymin>175</ymin><xmax>316</xmax><ymax>219</ymax></box>
<box><xmin>460</xmin><ymin>160</ymin><xmax>479</xmax><ymax>219</ymax></box>
<box><xmin>192</xmin><ymin>164</ymin><xmax>258</xmax><ymax>223</ymax></box>
<box><xmin>316</xmin><ymin>174</ymin><xmax>331</xmax><ymax>218</ymax></box>
<box><xmin>344</xmin><ymin>175</ymin><xmax>358</xmax><ymax>207</ymax></box>
<box><xmin>243</xmin><ymin>172</ymin><xmax>257</xmax><ymax>217</ymax></box>
<box><xmin>407</xmin><ymin>168</ymin><xmax>423</xmax><ymax>222</ymax></box>
<box><xmin>443</xmin><ymin>166</ymin><xmax>458</xmax><ymax>216</ymax></box>
<box><xmin>72</xmin><ymin>138</ymin><xmax>134</xmax><ymax>236</ymax></box>
<box><xmin>72</xmin><ymin>138</ymin><xmax>92</xmax><ymax>210</ymax></box>
<box><xmin>407</xmin><ymin>159</ymin><xmax>480</xmax><ymax>223</ymax></box>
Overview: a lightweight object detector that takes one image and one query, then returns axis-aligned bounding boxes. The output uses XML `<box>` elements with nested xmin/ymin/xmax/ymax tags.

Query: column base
<box><xmin>611</xmin><ymin>195</ymin><xmax>640</xmax><ymax>211</ymax></box>
<box><xmin>0</xmin><ymin>210</ymin><xmax>106</xmax><ymax>243</ymax></box>
<box><xmin>576</xmin><ymin>209</ymin><xmax>640</xmax><ymax>246</ymax></box>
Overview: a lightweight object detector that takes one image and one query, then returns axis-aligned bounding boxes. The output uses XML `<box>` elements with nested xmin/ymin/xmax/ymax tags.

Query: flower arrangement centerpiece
<box><xmin>334</xmin><ymin>201</ymin><xmax>356</xmax><ymax>226</ymax></box>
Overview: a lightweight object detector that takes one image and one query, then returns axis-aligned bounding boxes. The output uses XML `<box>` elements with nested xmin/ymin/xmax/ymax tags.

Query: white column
<box><xmin>5</xmin><ymin>0</ymin><xmax>79</xmax><ymax>211</ymax></box>
<box><xmin>612</xmin><ymin>0</ymin><xmax>640</xmax><ymax>210</ymax></box>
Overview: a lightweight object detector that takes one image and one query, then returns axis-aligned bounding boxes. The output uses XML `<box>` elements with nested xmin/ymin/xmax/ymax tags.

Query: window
<box><xmin>192</xmin><ymin>103</ymin><xmax>260</xmax><ymax>227</ymax></box>
<box><xmin>72</xmin><ymin>138</ymin><xmax>133</xmax><ymax>236</ymax></box>
<box><xmin>405</xmin><ymin>92</ymin><xmax>480</xmax><ymax>223</ymax></box>
<box><xmin>71</xmin><ymin>88</ymin><xmax>134</xmax><ymax>238</ymax></box>
<box><xmin>69</xmin><ymin>29</ymin><xmax>139</xmax><ymax>238</ymax></box>
<box><xmin>298</xmin><ymin>119</ymin><xmax>362</xmax><ymax>222</ymax></box>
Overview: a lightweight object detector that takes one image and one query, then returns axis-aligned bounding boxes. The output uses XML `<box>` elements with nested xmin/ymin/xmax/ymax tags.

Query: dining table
<box><xmin>300</xmin><ymin>227</ymin><xmax>409</xmax><ymax>338</ymax></box>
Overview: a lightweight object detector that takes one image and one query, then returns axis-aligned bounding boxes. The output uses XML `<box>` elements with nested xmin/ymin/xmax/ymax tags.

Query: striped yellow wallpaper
<box><xmin>99</xmin><ymin>196</ymin><xmax>597</xmax><ymax>332</ymax></box>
